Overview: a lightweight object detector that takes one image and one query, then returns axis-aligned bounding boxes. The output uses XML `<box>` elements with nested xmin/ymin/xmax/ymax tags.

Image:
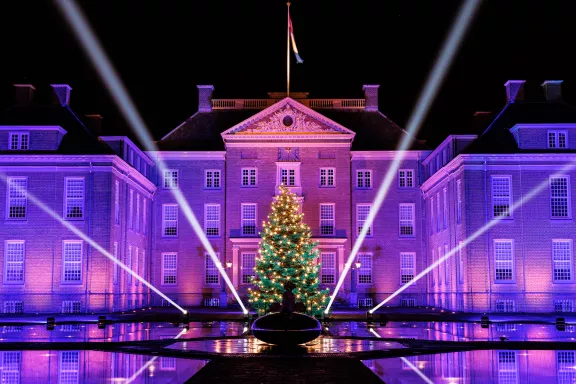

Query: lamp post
<box><xmin>350</xmin><ymin>261</ymin><xmax>361</xmax><ymax>308</ymax></box>
<box><xmin>220</xmin><ymin>261</ymin><xmax>232</xmax><ymax>308</ymax></box>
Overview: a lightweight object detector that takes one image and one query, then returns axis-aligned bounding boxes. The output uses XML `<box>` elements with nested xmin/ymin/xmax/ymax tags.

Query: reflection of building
<box><xmin>0</xmin><ymin>80</ymin><xmax>575</xmax><ymax>313</ymax></box>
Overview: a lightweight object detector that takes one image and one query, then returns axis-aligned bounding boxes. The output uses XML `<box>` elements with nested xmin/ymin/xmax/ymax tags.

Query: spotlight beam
<box><xmin>0</xmin><ymin>172</ymin><xmax>186</xmax><ymax>314</ymax></box>
<box><xmin>54</xmin><ymin>0</ymin><xmax>248</xmax><ymax>314</ymax></box>
<box><xmin>368</xmin><ymin>328</ymin><xmax>434</xmax><ymax>384</ymax></box>
<box><xmin>325</xmin><ymin>0</ymin><xmax>482</xmax><ymax>313</ymax></box>
<box><xmin>370</xmin><ymin>159</ymin><xmax>576</xmax><ymax>313</ymax></box>
<box><xmin>125</xmin><ymin>327</ymin><xmax>188</xmax><ymax>383</ymax></box>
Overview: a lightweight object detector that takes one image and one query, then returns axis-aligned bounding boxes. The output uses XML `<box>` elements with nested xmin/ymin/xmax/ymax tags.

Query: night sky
<box><xmin>1</xmin><ymin>0</ymin><xmax>575</xmax><ymax>145</ymax></box>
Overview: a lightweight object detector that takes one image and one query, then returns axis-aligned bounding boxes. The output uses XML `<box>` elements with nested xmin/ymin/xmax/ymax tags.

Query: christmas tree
<box><xmin>248</xmin><ymin>184</ymin><xmax>330</xmax><ymax>316</ymax></box>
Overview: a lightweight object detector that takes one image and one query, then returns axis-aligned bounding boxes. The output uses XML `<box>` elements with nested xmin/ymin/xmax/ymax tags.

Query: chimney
<box><xmin>362</xmin><ymin>84</ymin><xmax>379</xmax><ymax>111</ymax></box>
<box><xmin>84</xmin><ymin>114</ymin><xmax>103</xmax><ymax>136</ymax></box>
<box><xmin>51</xmin><ymin>84</ymin><xmax>72</xmax><ymax>106</ymax></box>
<box><xmin>13</xmin><ymin>84</ymin><xmax>36</xmax><ymax>105</ymax></box>
<box><xmin>197</xmin><ymin>85</ymin><xmax>214</xmax><ymax>112</ymax></box>
<box><xmin>541</xmin><ymin>80</ymin><xmax>563</xmax><ymax>102</ymax></box>
<box><xmin>504</xmin><ymin>80</ymin><xmax>525</xmax><ymax>103</ymax></box>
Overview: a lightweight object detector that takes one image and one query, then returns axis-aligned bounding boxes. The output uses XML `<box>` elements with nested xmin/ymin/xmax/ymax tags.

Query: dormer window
<box><xmin>548</xmin><ymin>130</ymin><xmax>568</xmax><ymax>149</ymax></box>
<box><xmin>9</xmin><ymin>133</ymin><xmax>29</xmax><ymax>150</ymax></box>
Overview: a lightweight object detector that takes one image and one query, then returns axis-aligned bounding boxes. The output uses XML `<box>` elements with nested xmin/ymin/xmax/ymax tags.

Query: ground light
<box><xmin>0</xmin><ymin>171</ymin><xmax>186</xmax><ymax>315</ymax></box>
<box><xmin>54</xmin><ymin>0</ymin><xmax>248</xmax><ymax>315</ymax></box>
<box><xmin>325</xmin><ymin>0</ymin><xmax>483</xmax><ymax>314</ymax></box>
<box><xmin>369</xmin><ymin>158</ymin><xmax>576</xmax><ymax>313</ymax></box>
<box><xmin>125</xmin><ymin>327</ymin><xmax>189</xmax><ymax>383</ymax></box>
<box><xmin>368</xmin><ymin>328</ymin><xmax>434</xmax><ymax>384</ymax></box>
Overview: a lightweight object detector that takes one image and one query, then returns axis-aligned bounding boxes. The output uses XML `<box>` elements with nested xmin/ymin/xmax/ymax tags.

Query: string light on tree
<box><xmin>248</xmin><ymin>184</ymin><xmax>329</xmax><ymax>316</ymax></box>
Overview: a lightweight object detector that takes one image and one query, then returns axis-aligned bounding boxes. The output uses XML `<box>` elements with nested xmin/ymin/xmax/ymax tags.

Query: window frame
<box><xmin>205</xmin><ymin>253</ymin><xmax>220</xmax><ymax>285</ymax></box>
<box><xmin>494</xmin><ymin>239</ymin><xmax>515</xmax><ymax>283</ymax></box>
<box><xmin>400</xmin><ymin>252</ymin><xmax>416</xmax><ymax>285</ymax></box>
<box><xmin>114</xmin><ymin>180</ymin><xmax>120</xmax><ymax>225</ymax></box>
<box><xmin>319</xmin><ymin>167</ymin><xmax>336</xmax><ymax>188</ymax></box>
<box><xmin>4</xmin><ymin>240</ymin><xmax>25</xmax><ymax>285</ymax></box>
<box><xmin>205</xmin><ymin>169</ymin><xmax>222</xmax><ymax>189</ymax></box>
<box><xmin>63</xmin><ymin>177</ymin><xmax>85</xmax><ymax>221</ymax></box>
<box><xmin>456</xmin><ymin>179</ymin><xmax>462</xmax><ymax>224</ymax></box>
<box><xmin>398</xmin><ymin>169</ymin><xmax>414</xmax><ymax>189</ymax></box>
<box><xmin>319</xmin><ymin>203</ymin><xmax>335</xmax><ymax>236</ymax></box>
<box><xmin>6</xmin><ymin>176</ymin><xmax>27</xmax><ymax>220</ymax></box>
<box><xmin>161</xmin><ymin>204</ymin><xmax>178</xmax><ymax>237</ymax></box>
<box><xmin>241</xmin><ymin>252</ymin><xmax>256</xmax><ymax>285</ymax></box>
<box><xmin>204</xmin><ymin>203</ymin><xmax>221</xmax><ymax>237</ymax></box>
<box><xmin>550</xmin><ymin>175</ymin><xmax>572</xmax><ymax>219</ymax></box>
<box><xmin>491</xmin><ymin>175</ymin><xmax>513</xmax><ymax>219</ymax></box>
<box><xmin>241</xmin><ymin>203</ymin><xmax>257</xmax><ymax>236</ymax></box>
<box><xmin>552</xmin><ymin>239</ymin><xmax>574</xmax><ymax>283</ymax></box>
<box><xmin>59</xmin><ymin>351</ymin><xmax>80</xmax><ymax>384</ymax></box>
<box><xmin>8</xmin><ymin>132</ymin><xmax>29</xmax><ymax>150</ymax></box>
<box><xmin>357</xmin><ymin>253</ymin><xmax>373</xmax><ymax>285</ymax></box>
<box><xmin>443</xmin><ymin>188</ymin><xmax>448</xmax><ymax>228</ymax></box>
<box><xmin>320</xmin><ymin>252</ymin><xmax>336</xmax><ymax>284</ymax></box>
<box><xmin>161</xmin><ymin>252</ymin><xmax>177</xmax><ymax>286</ymax></box>
<box><xmin>135</xmin><ymin>193</ymin><xmax>140</xmax><ymax>233</ymax></box>
<box><xmin>356</xmin><ymin>169</ymin><xmax>372</xmax><ymax>189</ymax></box>
<box><xmin>548</xmin><ymin>130</ymin><xmax>568</xmax><ymax>149</ymax></box>
<box><xmin>62</xmin><ymin>240</ymin><xmax>83</xmax><ymax>284</ymax></box>
<box><xmin>356</xmin><ymin>204</ymin><xmax>372</xmax><ymax>237</ymax></box>
<box><xmin>162</xmin><ymin>169</ymin><xmax>179</xmax><ymax>189</ymax></box>
<box><xmin>241</xmin><ymin>167</ymin><xmax>258</xmax><ymax>187</ymax></box>
<box><xmin>399</xmin><ymin>203</ymin><xmax>416</xmax><ymax>237</ymax></box>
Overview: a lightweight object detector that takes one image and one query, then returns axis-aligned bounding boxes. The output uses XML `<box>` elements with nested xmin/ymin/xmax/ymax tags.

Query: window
<box><xmin>358</xmin><ymin>253</ymin><xmax>372</xmax><ymax>284</ymax></box>
<box><xmin>438</xmin><ymin>247</ymin><xmax>443</xmax><ymax>285</ymax></box>
<box><xmin>142</xmin><ymin>198</ymin><xmax>147</xmax><ymax>234</ymax></box>
<box><xmin>205</xmin><ymin>254</ymin><xmax>219</xmax><ymax>284</ymax></box>
<box><xmin>113</xmin><ymin>242</ymin><xmax>119</xmax><ymax>285</ymax></box>
<box><xmin>241</xmin><ymin>168</ymin><xmax>257</xmax><ymax>187</ymax></box>
<box><xmin>320</xmin><ymin>168</ymin><xmax>335</xmax><ymax>187</ymax></box>
<box><xmin>399</xmin><ymin>169</ymin><xmax>414</xmax><ymax>188</ymax></box>
<box><xmin>162</xmin><ymin>253</ymin><xmax>177</xmax><ymax>285</ymax></box>
<box><xmin>61</xmin><ymin>301</ymin><xmax>81</xmax><ymax>314</ymax></box>
<box><xmin>550</xmin><ymin>176</ymin><xmax>571</xmax><ymax>218</ymax></box>
<box><xmin>163</xmin><ymin>170</ymin><xmax>178</xmax><ymax>189</ymax></box>
<box><xmin>557</xmin><ymin>352</ymin><xmax>576</xmax><ymax>383</ymax></box>
<box><xmin>205</xmin><ymin>204</ymin><xmax>220</xmax><ymax>237</ymax></box>
<box><xmin>134</xmin><ymin>248</ymin><xmax>139</xmax><ymax>286</ymax></box>
<box><xmin>320</xmin><ymin>253</ymin><xmax>336</xmax><ymax>284</ymax></box>
<box><xmin>494</xmin><ymin>240</ymin><xmax>514</xmax><ymax>282</ymax></box>
<box><xmin>205</xmin><ymin>170</ymin><xmax>221</xmax><ymax>189</ymax></box>
<box><xmin>162</xmin><ymin>204</ymin><xmax>178</xmax><ymax>237</ymax></box>
<box><xmin>8</xmin><ymin>133</ymin><xmax>29</xmax><ymax>150</ymax></box>
<box><xmin>6</xmin><ymin>177</ymin><xmax>27</xmax><ymax>220</ymax></box>
<box><xmin>553</xmin><ymin>240</ymin><xmax>573</xmax><ymax>282</ymax></box>
<box><xmin>241</xmin><ymin>253</ymin><xmax>256</xmax><ymax>284</ymax></box>
<box><xmin>548</xmin><ymin>130</ymin><xmax>568</xmax><ymax>149</ymax></box>
<box><xmin>356</xmin><ymin>170</ymin><xmax>372</xmax><ymax>188</ymax></box>
<box><xmin>4</xmin><ymin>241</ymin><xmax>24</xmax><ymax>284</ymax></box>
<box><xmin>436</xmin><ymin>193</ymin><xmax>441</xmax><ymax>232</ymax></box>
<box><xmin>444</xmin><ymin>244</ymin><xmax>450</xmax><ymax>285</ymax></box>
<box><xmin>497</xmin><ymin>351</ymin><xmax>517</xmax><ymax>384</ymax></box>
<box><xmin>59</xmin><ymin>351</ymin><xmax>80</xmax><ymax>384</ymax></box>
<box><xmin>442</xmin><ymin>149</ymin><xmax>447</xmax><ymax>165</ymax></box>
<box><xmin>400</xmin><ymin>252</ymin><xmax>416</xmax><ymax>284</ymax></box>
<box><xmin>63</xmin><ymin>241</ymin><xmax>82</xmax><ymax>283</ymax></box>
<box><xmin>160</xmin><ymin>357</ymin><xmax>177</xmax><ymax>371</ymax></box>
<box><xmin>399</xmin><ymin>203</ymin><xmax>415</xmax><ymax>236</ymax></box>
<box><xmin>0</xmin><ymin>351</ymin><xmax>21</xmax><ymax>383</ymax></box>
<box><xmin>126</xmin><ymin>246</ymin><xmax>132</xmax><ymax>285</ymax></box>
<box><xmin>114</xmin><ymin>180</ymin><xmax>120</xmax><ymax>225</ymax></box>
<box><xmin>457</xmin><ymin>241</ymin><xmax>464</xmax><ymax>284</ymax></box>
<box><xmin>3</xmin><ymin>301</ymin><xmax>23</xmax><ymax>314</ymax></box>
<box><xmin>555</xmin><ymin>300</ymin><xmax>574</xmax><ymax>312</ymax></box>
<box><xmin>443</xmin><ymin>188</ymin><xmax>448</xmax><ymax>228</ymax></box>
<box><xmin>319</xmin><ymin>204</ymin><xmax>335</xmax><ymax>235</ymax></box>
<box><xmin>281</xmin><ymin>168</ymin><xmax>296</xmax><ymax>186</ymax></box>
<box><xmin>431</xmin><ymin>249</ymin><xmax>436</xmax><ymax>286</ymax></box>
<box><xmin>136</xmin><ymin>194</ymin><xmax>140</xmax><ymax>233</ymax></box>
<box><xmin>456</xmin><ymin>179</ymin><xmax>462</xmax><ymax>224</ymax></box>
<box><xmin>128</xmin><ymin>190</ymin><xmax>134</xmax><ymax>230</ymax></box>
<box><xmin>64</xmin><ymin>178</ymin><xmax>84</xmax><ymax>220</ymax></box>
<box><xmin>356</xmin><ymin>204</ymin><xmax>372</xmax><ymax>236</ymax></box>
<box><xmin>492</xmin><ymin>176</ymin><xmax>512</xmax><ymax>218</ymax></box>
<box><xmin>430</xmin><ymin>197</ymin><xmax>435</xmax><ymax>235</ymax></box>
<box><xmin>401</xmin><ymin>298</ymin><xmax>416</xmax><ymax>307</ymax></box>
<box><xmin>141</xmin><ymin>250</ymin><xmax>146</xmax><ymax>281</ymax></box>
<box><xmin>241</xmin><ymin>203</ymin><xmax>257</xmax><ymax>235</ymax></box>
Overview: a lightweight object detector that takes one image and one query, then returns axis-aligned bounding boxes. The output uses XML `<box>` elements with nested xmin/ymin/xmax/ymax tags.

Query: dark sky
<box><xmin>1</xmin><ymin>0</ymin><xmax>575</xmax><ymax>145</ymax></box>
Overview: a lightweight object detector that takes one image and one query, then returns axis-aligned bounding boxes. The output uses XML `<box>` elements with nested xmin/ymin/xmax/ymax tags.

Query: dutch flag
<box><xmin>288</xmin><ymin>9</ymin><xmax>303</xmax><ymax>64</ymax></box>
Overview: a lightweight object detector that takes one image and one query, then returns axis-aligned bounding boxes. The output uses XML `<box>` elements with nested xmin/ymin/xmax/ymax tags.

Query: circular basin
<box><xmin>251</xmin><ymin>312</ymin><xmax>322</xmax><ymax>345</ymax></box>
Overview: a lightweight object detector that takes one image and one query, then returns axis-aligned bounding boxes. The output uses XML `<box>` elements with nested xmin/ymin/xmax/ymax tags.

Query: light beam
<box><xmin>326</xmin><ymin>0</ymin><xmax>483</xmax><ymax>313</ymax></box>
<box><xmin>0</xmin><ymin>172</ymin><xmax>186</xmax><ymax>314</ymax></box>
<box><xmin>368</xmin><ymin>328</ymin><xmax>434</xmax><ymax>384</ymax></box>
<box><xmin>370</xmin><ymin>159</ymin><xmax>576</xmax><ymax>313</ymax></box>
<box><xmin>54</xmin><ymin>0</ymin><xmax>248</xmax><ymax>314</ymax></box>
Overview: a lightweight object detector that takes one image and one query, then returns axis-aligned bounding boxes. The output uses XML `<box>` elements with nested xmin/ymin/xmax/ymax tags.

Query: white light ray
<box><xmin>369</xmin><ymin>328</ymin><xmax>434</xmax><ymax>384</ymax></box>
<box><xmin>326</xmin><ymin>0</ymin><xmax>482</xmax><ymax>313</ymax></box>
<box><xmin>54</xmin><ymin>0</ymin><xmax>248</xmax><ymax>314</ymax></box>
<box><xmin>370</xmin><ymin>159</ymin><xmax>576</xmax><ymax>313</ymax></box>
<box><xmin>0</xmin><ymin>172</ymin><xmax>186</xmax><ymax>314</ymax></box>
<box><xmin>125</xmin><ymin>327</ymin><xmax>188</xmax><ymax>383</ymax></box>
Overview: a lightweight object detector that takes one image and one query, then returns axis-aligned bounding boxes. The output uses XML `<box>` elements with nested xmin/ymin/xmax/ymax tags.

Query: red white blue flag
<box><xmin>288</xmin><ymin>10</ymin><xmax>303</xmax><ymax>63</ymax></box>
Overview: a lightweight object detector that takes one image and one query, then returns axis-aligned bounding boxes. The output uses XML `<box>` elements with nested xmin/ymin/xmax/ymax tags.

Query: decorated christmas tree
<box><xmin>248</xmin><ymin>184</ymin><xmax>330</xmax><ymax>316</ymax></box>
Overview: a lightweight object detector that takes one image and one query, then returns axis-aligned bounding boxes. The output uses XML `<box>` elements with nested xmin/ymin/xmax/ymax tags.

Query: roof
<box><xmin>465</xmin><ymin>101</ymin><xmax>576</xmax><ymax>154</ymax></box>
<box><xmin>0</xmin><ymin>104</ymin><xmax>114</xmax><ymax>155</ymax></box>
<box><xmin>157</xmin><ymin>107</ymin><xmax>428</xmax><ymax>151</ymax></box>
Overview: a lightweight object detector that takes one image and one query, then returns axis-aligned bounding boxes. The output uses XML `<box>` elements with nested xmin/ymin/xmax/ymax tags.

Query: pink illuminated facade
<box><xmin>0</xmin><ymin>80</ymin><xmax>575</xmax><ymax>314</ymax></box>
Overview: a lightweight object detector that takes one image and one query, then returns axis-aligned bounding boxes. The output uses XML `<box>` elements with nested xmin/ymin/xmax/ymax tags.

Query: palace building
<box><xmin>0</xmin><ymin>80</ymin><xmax>575</xmax><ymax>314</ymax></box>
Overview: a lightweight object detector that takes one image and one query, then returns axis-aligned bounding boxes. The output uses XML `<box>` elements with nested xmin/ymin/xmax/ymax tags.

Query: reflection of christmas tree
<box><xmin>248</xmin><ymin>185</ymin><xmax>330</xmax><ymax>316</ymax></box>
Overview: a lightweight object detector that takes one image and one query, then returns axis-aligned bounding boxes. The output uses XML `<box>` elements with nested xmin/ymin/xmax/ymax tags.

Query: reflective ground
<box><xmin>0</xmin><ymin>320</ymin><xmax>575</xmax><ymax>383</ymax></box>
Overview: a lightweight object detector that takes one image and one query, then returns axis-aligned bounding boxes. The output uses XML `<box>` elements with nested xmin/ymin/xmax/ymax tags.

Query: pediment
<box><xmin>221</xmin><ymin>98</ymin><xmax>355</xmax><ymax>137</ymax></box>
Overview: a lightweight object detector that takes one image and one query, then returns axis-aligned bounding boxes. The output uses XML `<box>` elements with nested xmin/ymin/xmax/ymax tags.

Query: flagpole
<box><xmin>287</xmin><ymin>2</ymin><xmax>291</xmax><ymax>97</ymax></box>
